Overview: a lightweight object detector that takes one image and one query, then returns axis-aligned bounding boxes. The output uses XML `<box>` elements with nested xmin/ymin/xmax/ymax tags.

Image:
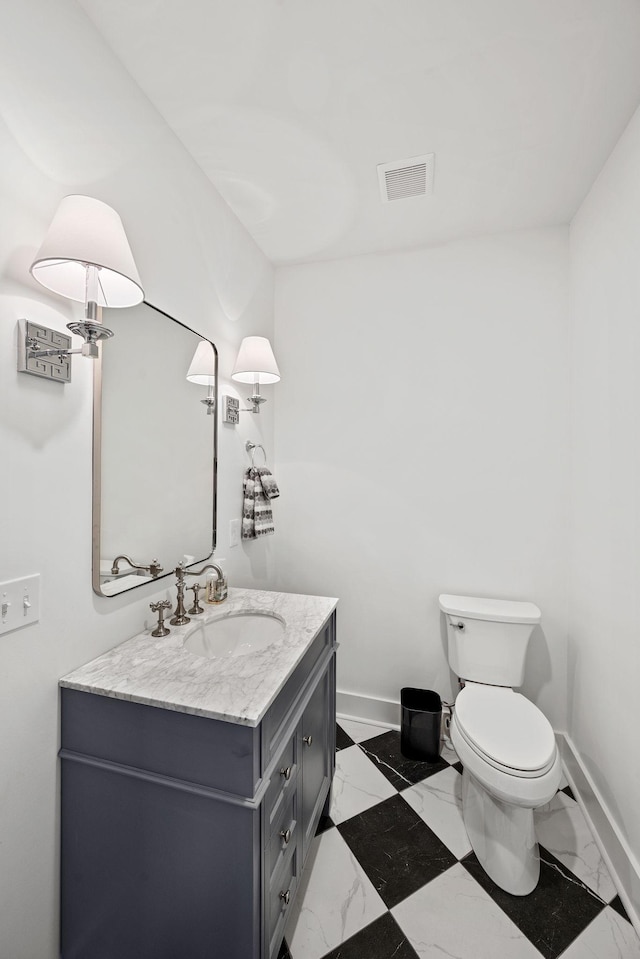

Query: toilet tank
<box><xmin>439</xmin><ymin>594</ymin><xmax>541</xmax><ymax>687</ymax></box>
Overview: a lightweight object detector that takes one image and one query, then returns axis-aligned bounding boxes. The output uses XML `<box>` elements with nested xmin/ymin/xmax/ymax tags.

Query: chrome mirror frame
<box><xmin>91</xmin><ymin>301</ymin><xmax>218</xmax><ymax>597</ymax></box>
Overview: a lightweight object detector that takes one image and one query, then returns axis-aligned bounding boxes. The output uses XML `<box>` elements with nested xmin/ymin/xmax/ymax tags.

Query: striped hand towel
<box><xmin>242</xmin><ymin>467</ymin><xmax>280</xmax><ymax>539</ymax></box>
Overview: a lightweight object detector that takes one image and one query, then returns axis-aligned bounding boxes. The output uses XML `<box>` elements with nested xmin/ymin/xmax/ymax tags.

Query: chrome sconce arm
<box><xmin>23</xmin><ymin>321</ymin><xmax>114</xmax><ymax>362</ymax></box>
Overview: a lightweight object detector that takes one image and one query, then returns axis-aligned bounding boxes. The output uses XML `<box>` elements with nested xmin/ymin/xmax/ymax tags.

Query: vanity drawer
<box><xmin>266</xmin><ymin>790</ymin><xmax>297</xmax><ymax>884</ymax></box>
<box><xmin>263</xmin><ymin>732</ymin><xmax>297</xmax><ymax>832</ymax></box>
<box><xmin>267</xmin><ymin>845</ymin><xmax>298</xmax><ymax>959</ymax></box>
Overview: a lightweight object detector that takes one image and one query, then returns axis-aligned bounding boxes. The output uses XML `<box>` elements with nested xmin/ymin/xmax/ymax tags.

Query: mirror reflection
<box><xmin>92</xmin><ymin>301</ymin><xmax>217</xmax><ymax>597</ymax></box>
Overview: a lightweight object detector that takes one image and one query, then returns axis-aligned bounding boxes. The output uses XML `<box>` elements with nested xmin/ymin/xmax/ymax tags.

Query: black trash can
<box><xmin>400</xmin><ymin>687</ymin><xmax>442</xmax><ymax>762</ymax></box>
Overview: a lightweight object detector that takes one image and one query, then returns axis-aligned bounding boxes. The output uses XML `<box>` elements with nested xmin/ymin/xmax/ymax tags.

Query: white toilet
<box><xmin>439</xmin><ymin>593</ymin><xmax>561</xmax><ymax>895</ymax></box>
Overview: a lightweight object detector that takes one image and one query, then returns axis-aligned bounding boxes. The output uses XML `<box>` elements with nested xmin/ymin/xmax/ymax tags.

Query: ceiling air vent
<box><xmin>377</xmin><ymin>153</ymin><xmax>435</xmax><ymax>203</ymax></box>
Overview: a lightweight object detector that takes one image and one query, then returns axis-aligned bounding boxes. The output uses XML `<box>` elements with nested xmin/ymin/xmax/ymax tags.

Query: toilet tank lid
<box><xmin>439</xmin><ymin>594</ymin><xmax>541</xmax><ymax>624</ymax></box>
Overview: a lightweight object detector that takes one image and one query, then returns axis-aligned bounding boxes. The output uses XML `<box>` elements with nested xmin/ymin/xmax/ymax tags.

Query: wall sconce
<box><xmin>18</xmin><ymin>195</ymin><xmax>143</xmax><ymax>382</ymax></box>
<box><xmin>186</xmin><ymin>340</ymin><xmax>216</xmax><ymax>414</ymax></box>
<box><xmin>230</xmin><ymin>336</ymin><xmax>280</xmax><ymax>414</ymax></box>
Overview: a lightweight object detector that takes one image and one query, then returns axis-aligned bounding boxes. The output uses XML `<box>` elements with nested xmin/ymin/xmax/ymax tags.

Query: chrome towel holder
<box><xmin>246</xmin><ymin>440</ymin><xmax>267</xmax><ymax>467</ymax></box>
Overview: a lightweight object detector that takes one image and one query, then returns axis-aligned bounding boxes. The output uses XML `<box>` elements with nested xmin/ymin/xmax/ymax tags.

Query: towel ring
<box><xmin>246</xmin><ymin>440</ymin><xmax>267</xmax><ymax>467</ymax></box>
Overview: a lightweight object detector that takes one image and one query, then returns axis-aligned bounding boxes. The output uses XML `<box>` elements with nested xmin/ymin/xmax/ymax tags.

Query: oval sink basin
<box><xmin>183</xmin><ymin>610</ymin><xmax>286</xmax><ymax>659</ymax></box>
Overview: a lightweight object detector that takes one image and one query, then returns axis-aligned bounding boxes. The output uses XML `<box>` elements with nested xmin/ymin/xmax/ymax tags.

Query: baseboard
<box><xmin>336</xmin><ymin>689</ymin><xmax>400</xmax><ymax>729</ymax></box>
<box><xmin>557</xmin><ymin>732</ymin><xmax>640</xmax><ymax>935</ymax></box>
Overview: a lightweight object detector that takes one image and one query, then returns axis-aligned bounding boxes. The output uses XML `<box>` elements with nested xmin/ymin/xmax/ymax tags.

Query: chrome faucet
<box><xmin>170</xmin><ymin>562</ymin><xmax>228</xmax><ymax>627</ymax></box>
<box><xmin>111</xmin><ymin>554</ymin><xmax>164</xmax><ymax>578</ymax></box>
<box><xmin>185</xmin><ymin>563</ymin><xmax>228</xmax><ymax>604</ymax></box>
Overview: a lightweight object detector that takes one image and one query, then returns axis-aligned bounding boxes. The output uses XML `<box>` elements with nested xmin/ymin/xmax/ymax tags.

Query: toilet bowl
<box><xmin>439</xmin><ymin>594</ymin><xmax>561</xmax><ymax>895</ymax></box>
<box><xmin>451</xmin><ymin>682</ymin><xmax>561</xmax><ymax>895</ymax></box>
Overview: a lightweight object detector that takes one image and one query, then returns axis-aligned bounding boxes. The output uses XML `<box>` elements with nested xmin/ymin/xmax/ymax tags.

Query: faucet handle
<box><xmin>150</xmin><ymin>600</ymin><xmax>172</xmax><ymax>637</ymax></box>
<box><xmin>187</xmin><ymin>583</ymin><xmax>204</xmax><ymax>616</ymax></box>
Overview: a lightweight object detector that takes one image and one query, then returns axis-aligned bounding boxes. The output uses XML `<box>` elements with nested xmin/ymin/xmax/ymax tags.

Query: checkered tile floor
<box><xmin>278</xmin><ymin>719</ymin><xmax>640</xmax><ymax>959</ymax></box>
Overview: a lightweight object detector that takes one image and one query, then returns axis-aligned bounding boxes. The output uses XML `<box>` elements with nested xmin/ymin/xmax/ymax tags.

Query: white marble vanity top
<box><xmin>60</xmin><ymin>588</ymin><xmax>338</xmax><ymax>726</ymax></box>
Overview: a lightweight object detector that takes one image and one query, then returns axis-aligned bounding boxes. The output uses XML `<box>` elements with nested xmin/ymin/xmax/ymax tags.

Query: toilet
<box><xmin>439</xmin><ymin>593</ymin><xmax>561</xmax><ymax>896</ymax></box>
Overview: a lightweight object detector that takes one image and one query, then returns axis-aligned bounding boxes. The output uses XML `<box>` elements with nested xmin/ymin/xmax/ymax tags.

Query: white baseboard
<box><xmin>336</xmin><ymin>689</ymin><xmax>400</xmax><ymax>730</ymax></box>
<box><xmin>557</xmin><ymin>732</ymin><xmax>640</xmax><ymax>935</ymax></box>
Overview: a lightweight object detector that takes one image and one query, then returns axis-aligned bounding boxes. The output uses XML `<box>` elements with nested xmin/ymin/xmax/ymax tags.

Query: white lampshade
<box><xmin>231</xmin><ymin>336</ymin><xmax>280</xmax><ymax>385</ymax></box>
<box><xmin>186</xmin><ymin>340</ymin><xmax>216</xmax><ymax>385</ymax></box>
<box><xmin>30</xmin><ymin>195</ymin><xmax>144</xmax><ymax>307</ymax></box>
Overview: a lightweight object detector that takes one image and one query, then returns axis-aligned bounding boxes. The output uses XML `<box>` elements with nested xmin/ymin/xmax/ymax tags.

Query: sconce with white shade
<box><xmin>187</xmin><ymin>340</ymin><xmax>216</xmax><ymax>414</ymax></box>
<box><xmin>18</xmin><ymin>195</ymin><xmax>144</xmax><ymax>382</ymax></box>
<box><xmin>231</xmin><ymin>336</ymin><xmax>280</xmax><ymax>414</ymax></box>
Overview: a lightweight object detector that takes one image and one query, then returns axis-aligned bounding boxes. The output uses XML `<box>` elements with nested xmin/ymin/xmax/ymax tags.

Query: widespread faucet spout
<box><xmin>169</xmin><ymin>562</ymin><xmax>228</xmax><ymax>626</ymax></box>
<box><xmin>184</xmin><ymin>563</ymin><xmax>228</xmax><ymax>604</ymax></box>
<box><xmin>111</xmin><ymin>554</ymin><xmax>163</xmax><ymax>578</ymax></box>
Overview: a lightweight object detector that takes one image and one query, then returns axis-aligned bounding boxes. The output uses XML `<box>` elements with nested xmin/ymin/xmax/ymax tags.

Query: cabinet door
<box><xmin>300</xmin><ymin>662</ymin><xmax>332</xmax><ymax>862</ymax></box>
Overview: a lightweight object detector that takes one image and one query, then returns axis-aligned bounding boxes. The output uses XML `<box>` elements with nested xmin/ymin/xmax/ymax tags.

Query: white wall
<box><xmin>274</xmin><ymin>228</ymin><xmax>570</xmax><ymax>727</ymax></box>
<box><xmin>569</xmin><ymin>104</ymin><xmax>640</xmax><ymax>891</ymax></box>
<box><xmin>0</xmin><ymin>3</ymin><xmax>275</xmax><ymax>956</ymax></box>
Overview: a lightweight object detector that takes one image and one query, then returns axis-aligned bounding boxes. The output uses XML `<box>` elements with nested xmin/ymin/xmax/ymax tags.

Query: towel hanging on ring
<box><xmin>242</xmin><ymin>457</ymin><xmax>280</xmax><ymax>540</ymax></box>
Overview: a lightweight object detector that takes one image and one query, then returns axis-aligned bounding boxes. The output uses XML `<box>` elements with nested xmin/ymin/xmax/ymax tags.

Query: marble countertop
<box><xmin>60</xmin><ymin>588</ymin><xmax>338</xmax><ymax>727</ymax></box>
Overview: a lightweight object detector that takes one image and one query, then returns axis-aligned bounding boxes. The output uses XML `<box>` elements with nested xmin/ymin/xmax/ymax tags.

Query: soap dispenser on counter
<box><xmin>205</xmin><ymin>560</ymin><xmax>228</xmax><ymax>604</ymax></box>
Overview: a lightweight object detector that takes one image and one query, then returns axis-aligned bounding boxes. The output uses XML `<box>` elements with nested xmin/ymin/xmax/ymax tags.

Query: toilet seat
<box><xmin>454</xmin><ymin>683</ymin><xmax>556</xmax><ymax>778</ymax></box>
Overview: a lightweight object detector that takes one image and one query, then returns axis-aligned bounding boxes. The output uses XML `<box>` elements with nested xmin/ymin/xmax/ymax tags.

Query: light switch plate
<box><xmin>0</xmin><ymin>574</ymin><xmax>40</xmax><ymax>636</ymax></box>
<box><xmin>229</xmin><ymin>519</ymin><xmax>240</xmax><ymax>548</ymax></box>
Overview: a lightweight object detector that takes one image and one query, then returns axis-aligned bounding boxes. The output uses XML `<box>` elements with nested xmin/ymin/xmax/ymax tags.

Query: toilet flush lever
<box><xmin>449</xmin><ymin>621</ymin><xmax>465</xmax><ymax>631</ymax></box>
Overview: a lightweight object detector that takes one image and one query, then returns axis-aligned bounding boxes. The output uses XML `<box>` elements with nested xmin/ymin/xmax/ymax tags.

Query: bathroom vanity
<box><xmin>59</xmin><ymin>589</ymin><xmax>337</xmax><ymax>959</ymax></box>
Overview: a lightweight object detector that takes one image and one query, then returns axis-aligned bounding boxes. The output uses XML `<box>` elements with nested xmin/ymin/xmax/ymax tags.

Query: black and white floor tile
<box><xmin>279</xmin><ymin>719</ymin><xmax>640</xmax><ymax>959</ymax></box>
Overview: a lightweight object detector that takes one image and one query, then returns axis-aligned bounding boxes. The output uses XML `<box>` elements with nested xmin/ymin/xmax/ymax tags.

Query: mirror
<box><xmin>92</xmin><ymin>301</ymin><xmax>217</xmax><ymax>596</ymax></box>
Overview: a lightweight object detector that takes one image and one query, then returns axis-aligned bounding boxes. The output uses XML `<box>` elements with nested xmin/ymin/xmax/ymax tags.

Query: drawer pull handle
<box><xmin>280</xmin><ymin>828</ymin><xmax>291</xmax><ymax>845</ymax></box>
<box><xmin>303</xmin><ymin>735</ymin><xmax>313</xmax><ymax>747</ymax></box>
<box><xmin>280</xmin><ymin>766</ymin><xmax>292</xmax><ymax>781</ymax></box>
<box><xmin>280</xmin><ymin>889</ymin><xmax>291</xmax><ymax>906</ymax></box>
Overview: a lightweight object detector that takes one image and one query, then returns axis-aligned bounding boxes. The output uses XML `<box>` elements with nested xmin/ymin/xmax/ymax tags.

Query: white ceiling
<box><xmin>79</xmin><ymin>0</ymin><xmax>640</xmax><ymax>266</ymax></box>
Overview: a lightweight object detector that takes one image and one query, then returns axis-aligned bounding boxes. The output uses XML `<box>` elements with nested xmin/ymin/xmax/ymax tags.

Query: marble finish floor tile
<box><xmin>534</xmin><ymin>790</ymin><xmax>618</xmax><ymax>902</ymax></box>
<box><xmin>277</xmin><ymin>939</ymin><xmax>293</xmax><ymax>959</ymax></box>
<box><xmin>462</xmin><ymin>848</ymin><xmax>606</xmax><ymax>959</ymax></box>
<box><xmin>279</xmin><ymin>719</ymin><xmax>640</xmax><ymax>959</ymax></box>
<box><xmin>611</xmin><ymin>896</ymin><xmax>634</xmax><ymax>923</ymax></box>
<box><xmin>338</xmin><ymin>793</ymin><xmax>457</xmax><ymax>908</ymax></box>
<box><xmin>284</xmin><ymin>828</ymin><xmax>386</xmax><ymax>959</ymax></box>
<box><xmin>337</xmin><ymin>718</ymin><xmax>392</xmax><ymax>744</ymax></box>
<box><xmin>314</xmin><ymin>813</ymin><xmax>334</xmax><ymax>836</ymax></box>
<box><xmin>329</xmin><ymin>744</ymin><xmax>396</xmax><ymax>825</ymax></box>
<box><xmin>401</xmin><ymin>765</ymin><xmax>472</xmax><ymax>860</ymax></box>
<box><xmin>335</xmin><ymin>724</ymin><xmax>355</xmax><ymax>751</ymax></box>
<box><xmin>357</xmin><ymin>729</ymin><xmax>450</xmax><ymax>790</ymax></box>
<box><xmin>320</xmin><ymin>911</ymin><xmax>419</xmax><ymax>959</ymax></box>
<box><xmin>392</xmin><ymin>862</ymin><xmax>542</xmax><ymax>959</ymax></box>
<box><xmin>559</xmin><ymin>905</ymin><xmax>640</xmax><ymax>959</ymax></box>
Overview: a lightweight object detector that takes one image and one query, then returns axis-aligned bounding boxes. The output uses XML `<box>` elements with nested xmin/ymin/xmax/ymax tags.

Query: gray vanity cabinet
<box><xmin>300</xmin><ymin>664</ymin><xmax>332</xmax><ymax>860</ymax></box>
<box><xmin>60</xmin><ymin>612</ymin><xmax>336</xmax><ymax>959</ymax></box>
